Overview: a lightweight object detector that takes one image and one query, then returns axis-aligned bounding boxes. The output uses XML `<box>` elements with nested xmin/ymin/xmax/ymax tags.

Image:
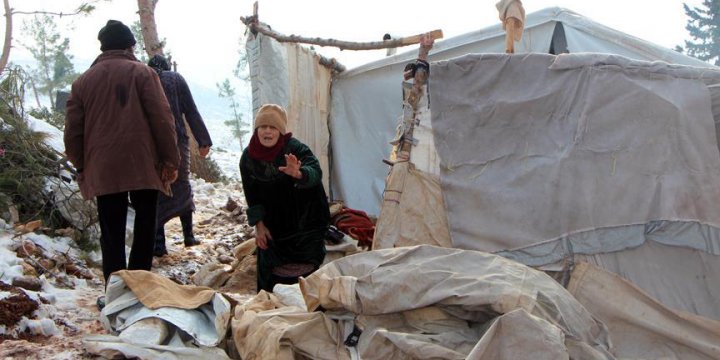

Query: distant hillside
<box><xmin>185</xmin><ymin>80</ymin><xmax>252</xmax><ymax>154</ymax></box>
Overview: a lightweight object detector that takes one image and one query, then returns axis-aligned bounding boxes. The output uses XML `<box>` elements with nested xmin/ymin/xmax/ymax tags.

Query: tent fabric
<box><xmin>299</xmin><ymin>245</ymin><xmax>613</xmax><ymax>358</ymax></box>
<box><xmin>430</xmin><ymin>52</ymin><xmax>720</xmax><ymax>254</ymax></box>
<box><xmin>567</xmin><ymin>262</ymin><xmax>720</xmax><ymax>360</ymax></box>
<box><xmin>246</xmin><ymin>32</ymin><xmax>332</xmax><ymax>190</ymax></box>
<box><xmin>231</xmin><ymin>290</ymin><xmax>350</xmax><ymax>360</ymax></box>
<box><xmin>82</xmin><ymin>334</ymin><xmax>232</xmax><ymax>360</ymax></box>
<box><xmin>373</xmin><ymin>161</ymin><xmax>450</xmax><ymax>250</ymax></box>
<box><xmin>573</xmin><ymin>241</ymin><xmax>720</xmax><ymax>321</ymax></box>
<box><xmin>328</xmin><ymin>7</ymin><xmax>714</xmax><ymax>216</ymax></box>
<box><xmin>99</xmin><ymin>271</ymin><xmax>231</xmax><ymax>348</ymax></box>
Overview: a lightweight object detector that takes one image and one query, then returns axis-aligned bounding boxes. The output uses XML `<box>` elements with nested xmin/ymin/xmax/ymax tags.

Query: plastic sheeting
<box><xmin>430</xmin><ymin>53</ymin><xmax>720</xmax><ymax>254</ymax></box>
<box><xmin>373</xmin><ymin>161</ymin><xmax>450</xmax><ymax>250</ymax></box>
<box><xmin>246</xmin><ymin>32</ymin><xmax>332</xmax><ymax>190</ymax></box>
<box><xmin>568</xmin><ymin>262</ymin><xmax>720</xmax><ymax>360</ymax></box>
<box><xmin>299</xmin><ymin>245</ymin><xmax>613</xmax><ymax>359</ymax></box>
<box><xmin>327</xmin><ymin>7</ymin><xmax>714</xmax><ymax>216</ymax></box>
<box><xmin>85</xmin><ymin>270</ymin><xmax>232</xmax><ymax>358</ymax></box>
<box><xmin>574</xmin><ymin>241</ymin><xmax>720</xmax><ymax>321</ymax></box>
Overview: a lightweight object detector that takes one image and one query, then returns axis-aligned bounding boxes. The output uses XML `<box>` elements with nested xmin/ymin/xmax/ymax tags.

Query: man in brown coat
<box><xmin>64</xmin><ymin>20</ymin><xmax>180</xmax><ymax>286</ymax></box>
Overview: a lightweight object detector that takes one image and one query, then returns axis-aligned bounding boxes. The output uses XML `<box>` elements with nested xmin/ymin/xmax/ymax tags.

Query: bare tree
<box><xmin>0</xmin><ymin>1</ymin><xmax>95</xmax><ymax>74</ymax></box>
<box><xmin>136</xmin><ymin>0</ymin><xmax>163</xmax><ymax>57</ymax></box>
<box><xmin>1</xmin><ymin>0</ymin><xmax>12</xmax><ymax>74</ymax></box>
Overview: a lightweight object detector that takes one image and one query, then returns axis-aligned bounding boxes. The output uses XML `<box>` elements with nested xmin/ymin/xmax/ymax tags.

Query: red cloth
<box><xmin>332</xmin><ymin>208</ymin><xmax>375</xmax><ymax>248</ymax></box>
<box><xmin>248</xmin><ymin>129</ymin><xmax>293</xmax><ymax>162</ymax></box>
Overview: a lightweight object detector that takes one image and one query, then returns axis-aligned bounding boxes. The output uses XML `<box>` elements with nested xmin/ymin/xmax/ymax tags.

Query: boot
<box><xmin>153</xmin><ymin>225</ymin><xmax>168</xmax><ymax>257</ymax></box>
<box><xmin>181</xmin><ymin>211</ymin><xmax>200</xmax><ymax>247</ymax></box>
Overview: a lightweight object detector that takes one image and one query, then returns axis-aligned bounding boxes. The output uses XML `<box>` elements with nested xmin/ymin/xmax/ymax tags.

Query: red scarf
<box><xmin>248</xmin><ymin>130</ymin><xmax>293</xmax><ymax>162</ymax></box>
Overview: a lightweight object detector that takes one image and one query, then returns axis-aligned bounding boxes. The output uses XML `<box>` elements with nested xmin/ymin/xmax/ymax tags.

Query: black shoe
<box><xmin>96</xmin><ymin>295</ymin><xmax>106</xmax><ymax>311</ymax></box>
<box><xmin>153</xmin><ymin>246</ymin><xmax>168</xmax><ymax>257</ymax></box>
<box><xmin>184</xmin><ymin>236</ymin><xmax>200</xmax><ymax>247</ymax></box>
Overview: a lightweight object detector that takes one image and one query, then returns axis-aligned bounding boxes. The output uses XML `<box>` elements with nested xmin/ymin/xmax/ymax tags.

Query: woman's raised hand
<box><xmin>279</xmin><ymin>153</ymin><xmax>303</xmax><ymax>179</ymax></box>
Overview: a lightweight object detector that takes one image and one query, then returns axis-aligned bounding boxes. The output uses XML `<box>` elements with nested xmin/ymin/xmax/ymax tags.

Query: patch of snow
<box><xmin>0</xmin><ymin>232</ymin><xmax>24</xmax><ymax>283</ymax></box>
<box><xmin>26</xmin><ymin>115</ymin><xmax>64</xmax><ymax>153</ymax></box>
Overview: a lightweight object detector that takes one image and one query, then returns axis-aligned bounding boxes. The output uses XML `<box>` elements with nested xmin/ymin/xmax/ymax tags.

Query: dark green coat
<box><xmin>240</xmin><ymin>137</ymin><xmax>329</xmax><ymax>292</ymax></box>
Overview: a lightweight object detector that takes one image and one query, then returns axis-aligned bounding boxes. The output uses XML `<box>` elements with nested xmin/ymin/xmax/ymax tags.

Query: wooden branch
<box><xmin>137</xmin><ymin>0</ymin><xmax>164</xmax><ymax>56</ymax></box>
<box><xmin>12</xmin><ymin>9</ymin><xmax>87</xmax><ymax>16</ymax></box>
<box><xmin>0</xmin><ymin>0</ymin><xmax>12</xmax><ymax>74</ymax></box>
<box><xmin>240</xmin><ymin>16</ymin><xmax>442</xmax><ymax>51</ymax></box>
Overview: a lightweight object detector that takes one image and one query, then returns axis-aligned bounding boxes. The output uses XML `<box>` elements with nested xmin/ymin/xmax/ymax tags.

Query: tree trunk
<box><xmin>186</xmin><ymin>119</ymin><xmax>221</xmax><ymax>182</ymax></box>
<box><xmin>0</xmin><ymin>0</ymin><xmax>12</xmax><ymax>74</ymax></box>
<box><xmin>135</xmin><ymin>1</ymin><xmax>213</xmax><ymax>181</ymax></box>
<box><xmin>136</xmin><ymin>0</ymin><xmax>163</xmax><ymax>57</ymax></box>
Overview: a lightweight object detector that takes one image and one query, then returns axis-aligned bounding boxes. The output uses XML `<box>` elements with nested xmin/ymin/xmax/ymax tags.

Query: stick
<box><xmin>240</xmin><ymin>16</ymin><xmax>443</xmax><ymax>51</ymax></box>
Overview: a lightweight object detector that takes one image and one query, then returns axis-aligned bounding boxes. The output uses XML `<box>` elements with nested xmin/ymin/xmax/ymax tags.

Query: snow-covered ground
<box><xmin>1</xmin><ymin>111</ymin><xmax>255</xmax><ymax>357</ymax></box>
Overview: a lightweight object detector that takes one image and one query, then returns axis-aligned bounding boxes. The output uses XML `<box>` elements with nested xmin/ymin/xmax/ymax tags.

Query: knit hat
<box><xmin>254</xmin><ymin>104</ymin><xmax>287</xmax><ymax>135</ymax></box>
<box><xmin>148</xmin><ymin>54</ymin><xmax>171</xmax><ymax>72</ymax></box>
<box><xmin>98</xmin><ymin>20</ymin><xmax>136</xmax><ymax>51</ymax></box>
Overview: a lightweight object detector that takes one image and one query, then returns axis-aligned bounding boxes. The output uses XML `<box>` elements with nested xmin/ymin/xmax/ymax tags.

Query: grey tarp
<box><xmin>299</xmin><ymin>245</ymin><xmax>613</xmax><ymax>359</ymax></box>
<box><xmin>328</xmin><ymin>7</ymin><xmax>714</xmax><ymax>216</ymax></box>
<box><xmin>84</xmin><ymin>271</ymin><xmax>232</xmax><ymax>358</ymax></box>
<box><xmin>231</xmin><ymin>246</ymin><xmax>720</xmax><ymax>359</ymax></box>
<box><xmin>568</xmin><ymin>262</ymin><xmax>720</xmax><ymax>360</ymax></box>
<box><xmin>430</xmin><ymin>53</ymin><xmax>720</xmax><ymax>256</ymax></box>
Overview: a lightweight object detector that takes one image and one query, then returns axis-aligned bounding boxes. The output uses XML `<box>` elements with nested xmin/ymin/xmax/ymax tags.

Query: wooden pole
<box><xmin>240</xmin><ymin>15</ymin><xmax>442</xmax><ymax>51</ymax></box>
<box><xmin>397</xmin><ymin>35</ymin><xmax>434</xmax><ymax>160</ymax></box>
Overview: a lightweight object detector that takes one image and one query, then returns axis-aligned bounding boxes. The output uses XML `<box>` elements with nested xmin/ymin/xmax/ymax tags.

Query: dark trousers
<box><xmin>155</xmin><ymin>211</ymin><xmax>194</xmax><ymax>250</ymax></box>
<box><xmin>96</xmin><ymin>189</ymin><xmax>159</xmax><ymax>283</ymax></box>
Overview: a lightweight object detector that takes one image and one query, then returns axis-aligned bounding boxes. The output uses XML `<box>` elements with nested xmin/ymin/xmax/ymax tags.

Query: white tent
<box><xmin>329</xmin><ymin>7</ymin><xmax>713</xmax><ymax>216</ymax></box>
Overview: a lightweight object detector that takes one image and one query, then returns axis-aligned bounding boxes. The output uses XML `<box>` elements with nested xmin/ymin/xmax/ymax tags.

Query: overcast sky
<box><xmin>6</xmin><ymin>0</ymin><xmax>706</xmax><ymax>90</ymax></box>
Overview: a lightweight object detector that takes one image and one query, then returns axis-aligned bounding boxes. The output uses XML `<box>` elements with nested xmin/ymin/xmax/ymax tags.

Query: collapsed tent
<box><xmin>231</xmin><ymin>246</ymin><xmax>720</xmax><ymax>360</ymax></box>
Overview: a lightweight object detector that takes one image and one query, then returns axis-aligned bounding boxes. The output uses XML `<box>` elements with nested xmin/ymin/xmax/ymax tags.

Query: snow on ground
<box><xmin>0</xmin><ymin>173</ymin><xmax>256</xmax><ymax>358</ymax></box>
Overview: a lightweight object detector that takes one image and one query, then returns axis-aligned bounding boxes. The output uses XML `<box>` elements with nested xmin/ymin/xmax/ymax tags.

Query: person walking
<box><xmin>147</xmin><ymin>54</ymin><xmax>212</xmax><ymax>257</ymax></box>
<box><xmin>239</xmin><ymin>104</ymin><xmax>330</xmax><ymax>292</ymax></box>
<box><xmin>63</xmin><ymin>20</ymin><xmax>179</xmax><ymax>289</ymax></box>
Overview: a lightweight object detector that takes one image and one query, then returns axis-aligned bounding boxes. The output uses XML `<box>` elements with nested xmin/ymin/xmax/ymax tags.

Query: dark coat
<box><xmin>155</xmin><ymin>70</ymin><xmax>212</xmax><ymax>223</ymax></box>
<box><xmin>64</xmin><ymin>50</ymin><xmax>179</xmax><ymax>199</ymax></box>
<box><xmin>240</xmin><ymin>137</ymin><xmax>330</xmax><ymax>292</ymax></box>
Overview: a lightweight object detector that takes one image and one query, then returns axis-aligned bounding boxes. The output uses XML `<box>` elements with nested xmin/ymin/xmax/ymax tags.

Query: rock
<box><xmin>193</xmin><ymin>263</ymin><xmax>232</xmax><ymax>288</ymax></box>
<box><xmin>225</xmin><ymin>197</ymin><xmax>239</xmax><ymax>212</ymax></box>
<box><xmin>0</xmin><ymin>282</ymin><xmax>39</xmax><ymax>327</ymax></box>
<box><xmin>20</xmin><ymin>261</ymin><xmax>38</xmax><ymax>277</ymax></box>
<box><xmin>218</xmin><ymin>255</ymin><xmax>235</xmax><ymax>264</ymax></box>
<box><xmin>54</xmin><ymin>227</ymin><xmax>76</xmax><ymax>238</ymax></box>
<box><xmin>14</xmin><ymin>220</ymin><xmax>42</xmax><ymax>234</ymax></box>
<box><xmin>233</xmin><ymin>239</ymin><xmax>256</xmax><ymax>259</ymax></box>
<box><xmin>65</xmin><ymin>262</ymin><xmax>94</xmax><ymax>280</ymax></box>
<box><xmin>15</xmin><ymin>240</ymin><xmax>41</xmax><ymax>258</ymax></box>
<box><xmin>12</xmin><ymin>275</ymin><xmax>43</xmax><ymax>291</ymax></box>
<box><xmin>38</xmin><ymin>258</ymin><xmax>56</xmax><ymax>272</ymax></box>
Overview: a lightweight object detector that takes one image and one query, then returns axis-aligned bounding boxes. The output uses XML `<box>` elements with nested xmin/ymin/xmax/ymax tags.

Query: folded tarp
<box><xmin>297</xmin><ymin>245</ymin><xmax>614</xmax><ymax>359</ymax></box>
<box><xmin>84</xmin><ymin>270</ymin><xmax>232</xmax><ymax>358</ymax></box>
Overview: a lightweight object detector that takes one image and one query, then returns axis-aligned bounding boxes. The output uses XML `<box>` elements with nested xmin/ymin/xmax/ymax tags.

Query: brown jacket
<box><xmin>64</xmin><ymin>50</ymin><xmax>180</xmax><ymax>199</ymax></box>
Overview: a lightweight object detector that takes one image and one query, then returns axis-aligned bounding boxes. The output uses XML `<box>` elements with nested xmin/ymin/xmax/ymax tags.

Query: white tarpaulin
<box><xmin>430</xmin><ymin>52</ymin><xmax>720</xmax><ymax>255</ymax></box>
<box><xmin>299</xmin><ymin>245</ymin><xmax>613</xmax><ymax>359</ymax></box>
<box><xmin>84</xmin><ymin>271</ymin><xmax>232</xmax><ymax>358</ymax></box>
<box><xmin>246</xmin><ymin>32</ymin><xmax>332</xmax><ymax>190</ymax></box>
<box><xmin>328</xmin><ymin>7</ymin><xmax>714</xmax><ymax>216</ymax></box>
<box><xmin>568</xmin><ymin>262</ymin><xmax>720</xmax><ymax>360</ymax></box>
